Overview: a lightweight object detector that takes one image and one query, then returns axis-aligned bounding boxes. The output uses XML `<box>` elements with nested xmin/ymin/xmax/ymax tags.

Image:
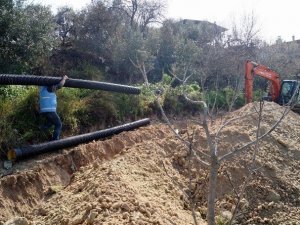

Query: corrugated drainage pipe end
<box><xmin>7</xmin><ymin>148</ymin><xmax>21</xmax><ymax>161</ymax></box>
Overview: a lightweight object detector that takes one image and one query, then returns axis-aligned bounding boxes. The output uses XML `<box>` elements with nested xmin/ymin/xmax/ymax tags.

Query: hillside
<box><xmin>0</xmin><ymin>102</ymin><xmax>299</xmax><ymax>225</ymax></box>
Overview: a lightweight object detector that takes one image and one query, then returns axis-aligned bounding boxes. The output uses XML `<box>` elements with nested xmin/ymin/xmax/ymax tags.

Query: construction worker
<box><xmin>39</xmin><ymin>75</ymin><xmax>68</xmax><ymax>141</ymax></box>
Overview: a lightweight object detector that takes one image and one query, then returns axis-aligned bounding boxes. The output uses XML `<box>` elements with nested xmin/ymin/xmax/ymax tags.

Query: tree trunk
<box><xmin>207</xmin><ymin>155</ymin><xmax>219</xmax><ymax>225</ymax></box>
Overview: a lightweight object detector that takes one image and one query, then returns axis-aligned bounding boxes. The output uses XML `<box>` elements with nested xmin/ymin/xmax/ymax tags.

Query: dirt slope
<box><xmin>0</xmin><ymin>102</ymin><xmax>300</xmax><ymax>225</ymax></box>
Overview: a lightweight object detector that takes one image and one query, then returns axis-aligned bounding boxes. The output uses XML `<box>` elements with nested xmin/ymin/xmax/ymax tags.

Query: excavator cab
<box><xmin>278</xmin><ymin>80</ymin><xmax>300</xmax><ymax>110</ymax></box>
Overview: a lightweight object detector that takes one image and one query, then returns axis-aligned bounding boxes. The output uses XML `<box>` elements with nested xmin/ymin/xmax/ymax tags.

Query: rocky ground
<box><xmin>0</xmin><ymin>102</ymin><xmax>299</xmax><ymax>225</ymax></box>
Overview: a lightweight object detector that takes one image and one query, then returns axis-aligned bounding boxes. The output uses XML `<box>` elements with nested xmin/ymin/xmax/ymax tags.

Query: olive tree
<box><xmin>0</xmin><ymin>1</ymin><xmax>57</xmax><ymax>73</ymax></box>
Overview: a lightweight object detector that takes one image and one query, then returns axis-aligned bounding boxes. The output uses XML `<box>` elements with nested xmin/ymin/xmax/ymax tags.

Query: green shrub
<box><xmin>216</xmin><ymin>215</ymin><xmax>229</xmax><ymax>225</ymax></box>
<box><xmin>253</xmin><ymin>89</ymin><xmax>267</xmax><ymax>102</ymax></box>
<box><xmin>161</xmin><ymin>73</ymin><xmax>173</xmax><ymax>85</ymax></box>
<box><xmin>0</xmin><ymin>85</ymin><xmax>27</xmax><ymax>99</ymax></box>
<box><xmin>1</xmin><ymin>98</ymin><xmax>16</xmax><ymax>152</ymax></box>
<box><xmin>7</xmin><ymin>87</ymin><xmax>40</xmax><ymax>144</ymax></box>
<box><xmin>0</xmin><ymin>99</ymin><xmax>22</xmax><ymax>154</ymax></box>
<box><xmin>57</xmin><ymin>88</ymin><xmax>87</xmax><ymax>133</ymax></box>
<box><xmin>114</xmin><ymin>94</ymin><xmax>142</xmax><ymax>121</ymax></box>
<box><xmin>70</xmin><ymin>63</ymin><xmax>105</xmax><ymax>81</ymax></box>
<box><xmin>205</xmin><ymin>90</ymin><xmax>226</xmax><ymax>110</ymax></box>
<box><xmin>204</xmin><ymin>88</ymin><xmax>245</xmax><ymax>111</ymax></box>
<box><xmin>137</xmin><ymin>82</ymin><xmax>203</xmax><ymax>116</ymax></box>
<box><xmin>163</xmin><ymin>90</ymin><xmax>184</xmax><ymax>114</ymax></box>
<box><xmin>75</xmin><ymin>91</ymin><xmax>119</xmax><ymax>131</ymax></box>
<box><xmin>223</xmin><ymin>86</ymin><xmax>245</xmax><ymax>109</ymax></box>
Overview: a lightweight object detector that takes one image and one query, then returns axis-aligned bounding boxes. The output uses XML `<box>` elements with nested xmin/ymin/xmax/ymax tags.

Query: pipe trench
<box><xmin>7</xmin><ymin>118</ymin><xmax>150</xmax><ymax>161</ymax></box>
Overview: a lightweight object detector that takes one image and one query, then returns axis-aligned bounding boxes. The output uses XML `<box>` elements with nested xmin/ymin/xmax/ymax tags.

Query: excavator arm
<box><xmin>245</xmin><ymin>60</ymin><xmax>281</xmax><ymax>103</ymax></box>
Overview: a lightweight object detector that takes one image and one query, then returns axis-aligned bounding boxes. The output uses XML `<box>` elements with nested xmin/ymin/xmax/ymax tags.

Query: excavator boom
<box><xmin>245</xmin><ymin>60</ymin><xmax>281</xmax><ymax>103</ymax></box>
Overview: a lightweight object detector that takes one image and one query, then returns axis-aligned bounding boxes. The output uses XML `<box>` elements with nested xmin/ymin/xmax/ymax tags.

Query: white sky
<box><xmin>33</xmin><ymin>0</ymin><xmax>299</xmax><ymax>43</ymax></box>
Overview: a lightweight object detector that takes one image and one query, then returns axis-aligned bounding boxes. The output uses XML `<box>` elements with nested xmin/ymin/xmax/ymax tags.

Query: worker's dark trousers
<box><xmin>40</xmin><ymin>112</ymin><xmax>62</xmax><ymax>140</ymax></box>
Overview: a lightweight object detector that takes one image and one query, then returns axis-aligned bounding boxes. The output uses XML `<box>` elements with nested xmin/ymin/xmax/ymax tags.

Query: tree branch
<box><xmin>219</xmin><ymin>104</ymin><xmax>292</xmax><ymax>162</ymax></box>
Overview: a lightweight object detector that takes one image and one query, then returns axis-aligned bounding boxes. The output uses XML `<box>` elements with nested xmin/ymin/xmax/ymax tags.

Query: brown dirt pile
<box><xmin>0</xmin><ymin>101</ymin><xmax>299</xmax><ymax>225</ymax></box>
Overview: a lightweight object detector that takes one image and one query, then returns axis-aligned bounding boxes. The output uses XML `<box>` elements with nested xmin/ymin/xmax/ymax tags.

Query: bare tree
<box><xmin>131</xmin><ymin>47</ymin><xmax>295</xmax><ymax>224</ymax></box>
<box><xmin>129</xmin><ymin>50</ymin><xmax>154</xmax><ymax>84</ymax></box>
<box><xmin>227</xmin><ymin>11</ymin><xmax>261</xmax><ymax>50</ymax></box>
<box><xmin>110</xmin><ymin>0</ymin><xmax>166</xmax><ymax>33</ymax></box>
<box><xmin>258</xmin><ymin>41</ymin><xmax>300</xmax><ymax>79</ymax></box>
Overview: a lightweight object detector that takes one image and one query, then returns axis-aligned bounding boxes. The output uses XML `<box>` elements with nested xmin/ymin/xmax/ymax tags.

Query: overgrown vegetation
<box><xmin>0</xmin><ymin>78</ymin><xmax>246</xmax><ymax>149</ymax></box>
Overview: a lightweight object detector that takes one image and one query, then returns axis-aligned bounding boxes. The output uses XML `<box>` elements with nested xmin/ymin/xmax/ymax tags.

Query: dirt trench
<box><xmin>0</xmin><ymin>102</ymin><xmax>300</xmax><ymax>225</ymax></box>
<box><xmin>0</xmin><ymin>123</ymin><xmax>206</xmax><ymax>225</ymax></box>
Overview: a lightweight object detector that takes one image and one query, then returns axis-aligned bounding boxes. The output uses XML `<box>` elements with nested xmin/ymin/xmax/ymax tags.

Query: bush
<box><xmin>0</xmin><ymin>85</ymin><xmax>27</xmax><ymax>99</ymax></box>
<box><xmin>114</xmin><ymin>94</ymin><xmax>142</xmax><ymax>121</ymax></box>
<box><xmin>57</xmin><ymin>88</ymin><xmax>87</xmax><ymax>134</ymax></box>
<box><xmin>0</xmin><ymin>99</ymin><xmax>21</xmax><ymax>155</ymax></box>
<box><xmin>75</xmin><ymin>91</ymin><xmax>119</xmax><ymax>131</ymax></box>
<box><xmin>0</xmin><ymin>79</ymin><xmax>246</xmax><ymax>152</ymax></box>
<box><xmin>223</xmin><ymin>86</ymin><xmax>245</xmax><ymax>109</ymax></box>
<box><xmin>205</xmin><ymin>87</ymin><xmax>245</xmax><ymax>112</ymax></box>
<box><xmin>69</xmin><ymin>63</ymin><xmax>105</xmax><ymax>81</ymax></box>
<box><xmin>0</xmin><ymin>86</ymin><xmax>41</xmax><ymax>146</ymax></box>
<box><xmin>138</xmin><ymin>82</ymin><xmax>203</xmax><ymax>116</ymax></box>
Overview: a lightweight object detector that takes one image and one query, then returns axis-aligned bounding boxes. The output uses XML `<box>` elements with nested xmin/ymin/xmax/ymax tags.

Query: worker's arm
<box><xmin>47</xmin><ymin>75</ymin><xmax>68</xmax><ymax>92</ymax></box>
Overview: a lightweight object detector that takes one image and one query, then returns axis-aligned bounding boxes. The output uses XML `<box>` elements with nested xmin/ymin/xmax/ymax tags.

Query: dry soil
<box><xmin>0</xmin><ymin>102</ymin><xmax>299</xmax><ymax>225</ymax></box>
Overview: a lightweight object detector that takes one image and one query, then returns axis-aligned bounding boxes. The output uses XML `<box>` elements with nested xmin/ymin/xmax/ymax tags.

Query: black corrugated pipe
<box><xmin>0</xmin><ymin>74</ymin><xmax>141</xmax><ymax>95</ymax></box>
<box><xmin>7</xmin><ymin>118</ymin><xmax>150</xmax><ymax>161</ymax></box>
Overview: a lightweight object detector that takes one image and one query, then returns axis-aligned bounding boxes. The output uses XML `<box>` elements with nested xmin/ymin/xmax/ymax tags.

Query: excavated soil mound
<box><xmin>0</xmin><ymin>102</ymin><xmax>299</xmax><ymax>225</ymax></box>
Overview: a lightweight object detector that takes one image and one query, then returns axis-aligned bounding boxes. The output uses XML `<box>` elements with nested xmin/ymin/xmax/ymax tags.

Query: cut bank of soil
<box><xmin>0</xmin><ymin>102</ymin><xmax>299</xmax><ymax>225</ymax></box>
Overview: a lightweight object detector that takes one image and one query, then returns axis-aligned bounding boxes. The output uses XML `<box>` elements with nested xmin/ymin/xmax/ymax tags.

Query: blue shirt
<box><xmin>39</xmin><ymin>86</ymin><xmax>57</xmax><ymax>113</ymax></box>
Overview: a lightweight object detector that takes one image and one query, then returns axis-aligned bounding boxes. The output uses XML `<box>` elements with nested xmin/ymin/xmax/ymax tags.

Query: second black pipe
<box><xmin>8</xmin><ymin>118</ymin><xmax>150</xmax><ymax>161</ymax></box>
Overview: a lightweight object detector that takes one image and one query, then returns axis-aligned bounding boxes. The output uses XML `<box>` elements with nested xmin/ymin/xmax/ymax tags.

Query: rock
<box><xmin>36</xmin><ymin>207</ymin><xmax>48</xmax><ymax>216</ymax></box>
<box><xmin>220</xmin><ymin>210</ymin><xmax>232</xmax><ymax>220</ymax></box>
<box><xmin>122</xmin><ymin>212</ymin><xmax>130</xmax><ymax>220</ymax></box>
<box><xmin>240</xmin><ymin>198</ymin><xmax>249</xmax><ymax>209</ymax></box>
<box><xmin>198</xmin><ymin>206</ymin><xmax>207</xmax><ymax>218</ymax></box>
<box><xmin>86</xmin><ymin>209</ymin><xmax>98</xmax><ymax>224</ymax></box>
<box><xmin>246</xmin><ymin>218</ymin><xmax>254</xmax><ymax>223</ymax></box>
<box><xmin>3</xmin><ymin>161</ymin><xmax>12</xmax><ymax>170</ymax></box>
<box><xmin>266</xmin><ymin>190</ymin><xmax>281</xmax><ymax>202</ymax></box>
<box><xmin>70</xmin><ymin>212</ymin><xmax>85</xmax><ymax>225</ymax></box>
<box><xmin>4</xmin><ymin>217</ymin><xmax>28</xmax><ymax>225</ymax></box>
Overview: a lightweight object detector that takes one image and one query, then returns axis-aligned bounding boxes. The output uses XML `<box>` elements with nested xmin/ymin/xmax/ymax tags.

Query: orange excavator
<box><xmin>245</xmin><ymin>60</ymin><xmax>300</xmax><ymax>109</ymax></box>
